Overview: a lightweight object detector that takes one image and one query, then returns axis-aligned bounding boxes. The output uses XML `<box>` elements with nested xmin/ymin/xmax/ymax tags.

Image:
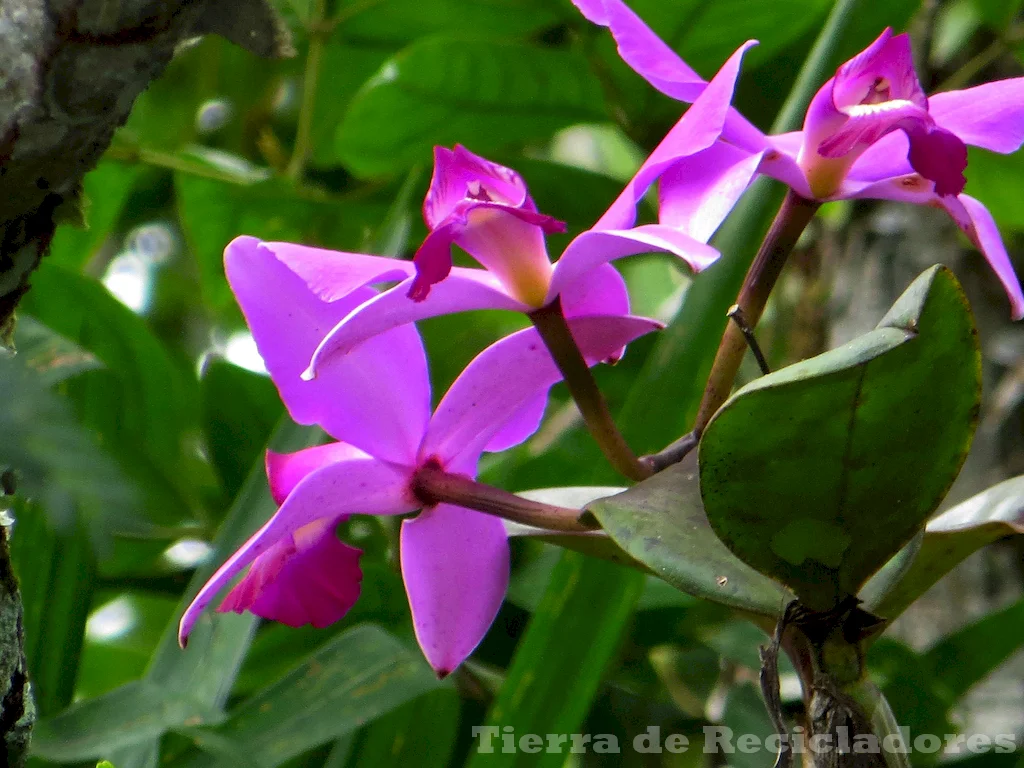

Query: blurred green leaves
<box><xmin>336</xmin><ymin>40</ymin><xmax>605</xmax><ymax>176</ymax></box>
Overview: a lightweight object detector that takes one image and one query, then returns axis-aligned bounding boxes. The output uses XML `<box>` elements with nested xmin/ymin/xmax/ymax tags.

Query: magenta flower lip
<box><xmin>573</xmin><ymin>0</ymin><xmax>1024</xmax><ymax>320</ymax></box>
<box><xmin>179</xmin><ymin>236</ymin><xmax>660</xmax><ymax>675</ymax></box>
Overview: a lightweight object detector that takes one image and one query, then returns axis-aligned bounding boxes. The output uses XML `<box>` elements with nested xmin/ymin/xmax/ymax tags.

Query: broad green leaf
<box><xmin>627</xmin><ymin>0</ymin><xmax>833</xmax><ymax>77</ymax></box>
<box><xmin>20</xmin><ymin>263</ymin><xmax>204</xmax><ymax>527</ymax></box>
<box><xmin>174</xmin><ymin>175</ymin><xmax>389</xmax><ymax>318</ymax></box>
<box><xmin>11</xmin><ymin>316</ymin><xmax>100</xmax><ymax>386</ymax></box>
<box><xmin>466</xmin><ymin>553</ymin><xmax>644</xmax><ymax>768</ymax></box>
<box><xmin>45</xmin><ymin>420</ymin><xmax>322</xmax><ymax>768</ymax></box>
<box><xmin>964</xmin><ymin>148</ymin><xmax>1024</xmax><ymax>232</ymax></box>
<box><xmin>873</xmin><ymin>475</ymin><xmax>1024</xmax><ymax>619</ymax></box>
<box><xmin>338</xmin><ymin>0</ymin><xmax>559</xmax><ymax>44</ymax></box>
<box><xmin>588</xmin><ymin>454</ymin><xmax>790</xmax><ymax>617</ymax></box>
<box><xmin>926</xmin><ymin>596</ymin><xmax>1024</xmax><ymax>704</ymax></box>
<box><xmin>9</xmin><ymin>502</ymin><xmax>95</xmax><ymax>717</ymax></box>
<box><xmin>719</xmin><ymin>682</ymin><xmax>777</xmax><ymax>768</ymax></box>
<box><xmin>200</xmin><ymin>359</ymin><xmax>283</xmax><ymax>500</ymax></box>
<box><xmin>342</xmin><ymin>687</ymin><xmax>460</xmax><ymax>768</ymax></box>
<box><xmin>969</xmin><ymin>0</ymin><xmax>1022</xmax><ymax>30</ymax></box>
<box><xmin>31</xmin><ymin>680</ymin><xmax>220</xmax><ymax>762</ymax></box>
<box><xmin>179</xmin><ymin>626</ymin><xmax>442</xmax><ymax>768</ymax></box>
<box><xmin>0</xmin><ymin>349</ymin><xmax>139</xmax><ymax>536</ymax></box>
<box><xmin>700</xmin><ymin>266</ymin><xmax>980</xmax><ymax>611</ymax></box>
<box><xmin>335</xmin><ymin>38</ymin><xmax>605</xmax><ymax>177</ymax></box>
<box><xmin>504</xmin><ymin>487</ymin><xmax>649</xmax><ymax>571</ymax></box>
<box><xmin>48</xmin><ymin>162</ymin><xmax>141</xmax><ymax>268</ymax></box>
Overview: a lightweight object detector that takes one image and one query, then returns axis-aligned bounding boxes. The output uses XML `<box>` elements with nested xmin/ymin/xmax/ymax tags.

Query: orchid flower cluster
<box><xmin>180</xmin><ymin>0</ymin><xmax>1024</xmax><ymax>678</ymax></box>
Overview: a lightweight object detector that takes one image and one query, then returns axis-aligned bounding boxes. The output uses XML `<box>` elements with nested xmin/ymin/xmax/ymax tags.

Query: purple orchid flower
<box><xmin>294</xmin><ymin>67</ymin><xmax>761</xmax><ymax>377</ymax></box>
<box><xmin>178</xmin><ymin>236</ymin><xmax>659</xmax><ymax>676</ymax></box>
<box><xmin>574</xmin><ymin>0</ymin><xmax>1024</xmax><ymax>319</ymax></box>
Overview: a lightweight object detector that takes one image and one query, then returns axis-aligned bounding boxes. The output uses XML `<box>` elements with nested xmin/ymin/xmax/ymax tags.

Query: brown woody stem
<box><xmin>642</xmin><ymin>189</ymin><xmax>820</xmax><ymax>473</ymax></box>
<box><xmin>529</xmin><ymin>298</ymin><xmax>652</xmax><ymax>481</ymax></box>
<box><xmin>411</xmin><ymin>465</ymin><xmax>597</xmax><ymax>533</ymax></box>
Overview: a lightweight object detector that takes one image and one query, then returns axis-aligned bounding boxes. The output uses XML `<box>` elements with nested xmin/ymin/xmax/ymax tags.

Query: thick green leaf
<box><xmin>466</xmin><ymin>553</ymin><xmax>644</xmax><ymax>768</ymax></box>
<box><xmin>588</xmin><ymin>454</ymin><xmax>790</xmax><ymax>617</ymax></box>
<box><xmin>873</xmin><ymin>475</ymin><xmax>1024</xmax><ymax>619</ymax></box>
<box><xmin>700</xmin><ymin>266</ymin><xmax>980</xmax><ymax>610</ymax></box>
<box><xmin>335</xmin><ymin>38</ymin><xmax>605</xmax><ymax>177</ymax></box>
<box><xmin>180</xmin><ymin>626</ymin><xmax>442</xmax><ymax>768</ymax></box>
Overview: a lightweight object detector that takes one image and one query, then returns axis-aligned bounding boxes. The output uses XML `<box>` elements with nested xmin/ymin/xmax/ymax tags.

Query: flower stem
<box><xmin>286</xmin><ymin>0</ymin><xmax>328</xmax><ymax>181</ymax></box>
<box><xmin>529</xmin><ymin>299</ymin><xmax>652</xmax><ymax>481</ymax></box>
<box><xmin>411</xmin><ymin>465</ymin><xmax>598</xmax><ymax>533</ymax></box>
<box><xmin>642</xmin><ymin>190</ymin><xmax>820</xmax><ymax>472</ymax></box>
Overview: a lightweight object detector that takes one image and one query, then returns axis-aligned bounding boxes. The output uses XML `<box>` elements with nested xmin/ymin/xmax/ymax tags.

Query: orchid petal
<box><xmin>483</xmin><ymin>390</ymin><xmax>550</xmax><ymax>454</ymax></box>
<box><xmin>307</xmin><ymin>269</ymin><xmax>526</xmax><ymax>367</ymax></box>
<box><xmin>831</xmin><ymin>30</ymin><xmax>926</xmax><ymax>111</ymax></box>
<box><xmin>659</xmin><ymin>143</ymin><xmax>763</xmax><ymax>242</ymax></box>
<box><xmin>559</xmin><ymin>262</ymin><xmax>630</xmax><ymax>319</ymax></box>
<box><xmin>549</xmin><ymin>225</ymin><xmax>719</xmax><ymax>302</ymax></box>
<box><xmin>266</xmin><ymin>443</ymin><xmax>369</xmax><ymax>505</ymax></box>
<box><xmin>422</xmin><ymin>315</ymin><xmax>661</xmax><ymax>468</ymax></box>
<box><xmin>265</xmin><ymin>241</ymin><xmax>414</xmax><ymax>301</ymax></box>
<box><xmin>817</xmin><ymin>101</ymin><xmax>932</xmax><ymax>158</ymax></box>
<box><xmin>217</xmin><ymin>518</ymin><xmax>362</xmax><ymax>629</ymax></box>
<box><xmin>571</xmin><ymin>0</ymin><xmax>705</xmax><ymax>102</ymax></box>
<box><xmin>952</xmin><ymin>195</ymin><xmax>1024</xmax><ymax>320</ymax></box>
<box><xmin>595</xmin><ymin>41</ymin><xmax>758</xmax><ymax>231</ymax></box>
<box><xmin>410</xmin><ymin>204</ymin><xmax>563</xmax><ymax>302</ymax></box>
<box><xmin>847</xmin><ymin>177</ymin><xmax>1024</xmax><ymax>319</ymax></box>
<box><xmin>401</xmin><ymin>503</ymin><xmax>509</xmax><ymax>677</ymax></box>
<box><xmin>928</xmin><ymin>79</ymin><xmax>1024</xmax><ymax>154</ymax></box>
<box><xmin>844</xmin><ymin>132</ymin><xmax>912</xmax><ymax>182</ymax></box>
<box><xmin>225</xmin><ymin>238</ymin><xmax>429</xmax><ymax>463</ymax></box>
<box><xmin>178</xmin><ymin>453</ymin><xmax>412</xmax><ymax>645</ymax></box>
<box><xmin>425</xmin><ymin>145</ymin><xmax>533</xmax><ymax>229</ymax></box>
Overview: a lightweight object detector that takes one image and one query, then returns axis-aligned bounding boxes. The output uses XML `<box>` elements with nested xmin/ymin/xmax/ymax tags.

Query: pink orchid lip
<box><xmin>409</xmin><ymin>145</ymin><xmax>566</xmax><ymax>304</ymax></box>
<box><xmin>799</xmin><ymin>28</ymin><xmax>968</xmax><ymax>199</ymax></box>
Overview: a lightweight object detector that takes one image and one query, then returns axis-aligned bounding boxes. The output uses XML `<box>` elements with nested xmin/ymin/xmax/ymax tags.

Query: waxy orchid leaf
<box><xmin>700</xmin><ymin>266</ymin><xmax>981</xmax><ymax>611</ymax></box>
<box><xmin>871</xmin><ymin>475</ymin><xmax>1024</xmax><ymax>619</ymax></box>
<box><xmin>586</xmin><ymin>454</ymin><xmax>791</xmax><ymax>618</ymax></box>
<box><xmin>504</xmin><ymin>486</ymin><xmax>650</xmax><ymax>570</ymax></box>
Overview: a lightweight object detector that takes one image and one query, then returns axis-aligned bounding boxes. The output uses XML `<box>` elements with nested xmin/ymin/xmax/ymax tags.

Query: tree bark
<box><xmin>0</xmin><ymin>2</ymin><xmax>291</xmax><ymax>763</ymax></box>
<box><xmin>0</xmin><ymin>0</ymin><xmax>293</xmax><ymax>340</ymax></box>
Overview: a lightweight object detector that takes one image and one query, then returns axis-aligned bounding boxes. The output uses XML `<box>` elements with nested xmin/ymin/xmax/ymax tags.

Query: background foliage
<box><xmin>3</xmin><ymin>0</ymin><xmax>1023</xmax><ymax>766</ymax></box>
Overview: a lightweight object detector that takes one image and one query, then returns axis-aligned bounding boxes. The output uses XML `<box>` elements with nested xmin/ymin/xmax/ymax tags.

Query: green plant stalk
<box><xmin>286</xmin><ymin>0</ymin><xmax>329</xmax><ymax>181</ymax></box>
<box><xmin>529</xmin><ymin>298</ymin><xmax>652</xmax><ymax>481</ymax></box>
